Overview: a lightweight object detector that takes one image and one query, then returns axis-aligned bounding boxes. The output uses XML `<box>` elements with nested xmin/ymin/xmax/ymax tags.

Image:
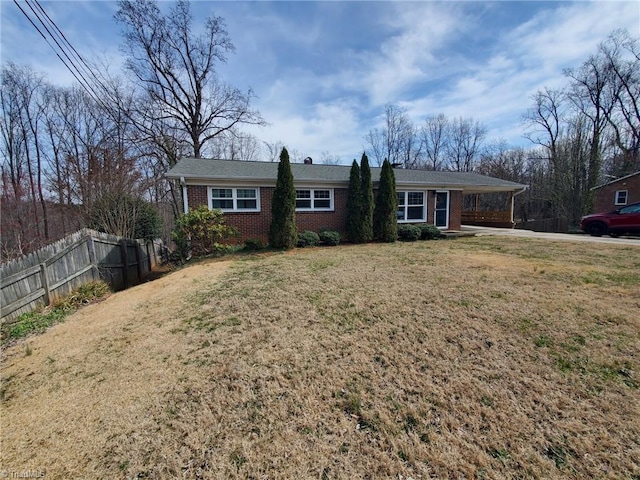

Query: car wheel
<box><xmin>587</xmin><ymin>222</ymin><xmax>607</xmax><ymax>237</ymax></box>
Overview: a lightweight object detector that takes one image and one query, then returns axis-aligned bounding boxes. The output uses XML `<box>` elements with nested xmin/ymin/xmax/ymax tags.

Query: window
<box><xmin>397</xmin><ymin>191</ymin><xmax>426</xmax><ymax>222</ymax></box>
<box><xmin>615</xmin><ymin>190</ymin><xmax>628</xmax><ymax>205</ymax></box>
<box><xmin>209</xmin><ymin>188</ymin><xmax>259</xmax><ymax>211</ymax></box>
<box><xmin>296</xmin><ymin>189</ymin><xmax>333</xmax><ymax>211</ymax></box>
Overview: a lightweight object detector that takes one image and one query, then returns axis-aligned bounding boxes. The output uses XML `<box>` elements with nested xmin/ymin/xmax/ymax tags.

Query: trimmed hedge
<box><xmin>419</xmin><ymin>224</ymin><xmax>443</xmax><ymax>240</ymax></box>
<box><xmin>398</xmin><ymin>224</ymin><xmax>422</xmax><ymax>241</ymax></box>
<box><xmin>298</xmin><ymin>231</ymin><xmax>321</xmax><ymax>248</ymax></box>
<box><xmin>319</xmin><ymin>230</ymin><xmax>342</xmax><ymax>246</ymax></box>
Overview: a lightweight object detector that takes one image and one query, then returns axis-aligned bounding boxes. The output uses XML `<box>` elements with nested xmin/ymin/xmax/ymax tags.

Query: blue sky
<box><xmin>2</xmin><ymin>1</ymin><xmax>639</xmax><ymax>164</ymax></box>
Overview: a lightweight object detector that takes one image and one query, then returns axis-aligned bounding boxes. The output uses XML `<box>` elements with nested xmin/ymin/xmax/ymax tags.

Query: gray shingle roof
<box><xmin>166</xmin><ymin>158</ymin><xmax>527</xmax><ymax>193</ymax></box>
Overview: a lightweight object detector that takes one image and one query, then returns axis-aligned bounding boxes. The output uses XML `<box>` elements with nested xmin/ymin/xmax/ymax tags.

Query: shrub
<box><xmin>2</xmin><ymin>281</ymin><xmax>111</xmax><ymax>343</ymax></box>
<box><xmin>346</xmin><ymin>160</ymin><xmax>363</xmax><ymax>242</ymax></box>
<box><xmin>360</xmin><ymin>153</ymin><xmax>374</xmax><ymax>242</ymax></box>
<box><xmin>243</xmin><ymin>238</ymin><xmax>265</xmax><ymax>251</ymax></box>
<box><xmin>319</xmin><ymin>230</ymin><xmax>341</xmax><ymax>246</ymax></box>
<box><xmin>89</xmin><ymin>193</ymin><xmax>162</xmax><ymax>241</ymax></box>
<box><xmin>419</xmin><ymin>224</ymin><xmax>443</xmax><ymax>240</ymax></box>
<box><xmin>171</xmin><ymin>206</ymin><xmax>238</xmax><ymax>259</ymax></box>
<box><xmin>373</xmin><ymin>159</ymin><xmax>397</xmax><ymax>242</ymax></box>
<box><xmin>297</xmin><ymin>231</ymin><xmax>320</xmax><ymax>248</ymax></box>
<box><xmin>269</xmin><ymin>147</ymin><xmax>297</xmax><ymax>249</ymax></box>
<box><xmin>398</xmin><ymin>224</ymin><xmax>422</xmax><ymax>241</ymax></box>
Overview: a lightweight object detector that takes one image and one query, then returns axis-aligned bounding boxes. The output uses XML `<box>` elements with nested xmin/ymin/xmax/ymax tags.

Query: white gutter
<box><xmin>180</xmin><ymin>176</ymin><xmax>188</xmax><ymax>214</ymax></box>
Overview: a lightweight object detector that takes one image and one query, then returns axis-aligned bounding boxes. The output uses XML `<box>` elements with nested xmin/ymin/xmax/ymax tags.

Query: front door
<box><xmin>434</xmin><ymin>191</ymin><xmax>449</xmax><ymax>228</ymax></box>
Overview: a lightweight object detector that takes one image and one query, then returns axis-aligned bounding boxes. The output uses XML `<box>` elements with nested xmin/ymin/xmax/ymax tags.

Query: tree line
<box><xmin>1</xmin><ymin>0</ymin><xmax>638</xmax><ymax>261</ymax></box>
<box><xmin>364</xmin><ymin>29</ymin><xmax>639</xmax><ymax>225</ymax></box>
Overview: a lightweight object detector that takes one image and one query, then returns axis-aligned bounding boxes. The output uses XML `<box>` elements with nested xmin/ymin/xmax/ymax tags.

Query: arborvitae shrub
<box><xmin>346</xmin><ymin>160</ymin><xmax>363</xmax><ymax>242</ymax></box>
<box><xmin>360</xmin><ymin>153</ymin><xmax>374</xmax><ymax>242</ymax></box>
<box><xmin>419</xmin><ymin>224</ymin><xmax>443</xmax><ymax>240</ymax></box>
<box><xmin>297</xmin><ymin>231</ymin><xmax>320</xmax><ymax>247</ymax></box>
<box><xmin>373</xmin><ymin>159</ymin><xmax>398</xmax><ymax>242</ymax></box>
<box><xmin>269</xmin><ymin>147</ymin><xmax>297</xmax><ymax>249</ymax></box>
<box><xmin>398</xmin><ymin>224</ymin><xmax>422</xmax><ymax>241</ymax></box>
<box><xmin>319</xmin><ymin>230</ymin><xmax>341</xmax><ymax>246</ymax></box>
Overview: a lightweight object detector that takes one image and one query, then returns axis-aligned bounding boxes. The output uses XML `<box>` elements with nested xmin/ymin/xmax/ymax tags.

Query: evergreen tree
<box><xmin>346</xmin><ymin>160</ymin><xmax>363</xmax><ymax>242</ymax></box>
<box><xmin>360</xmin><ymin>152</ymin><xmax>374</xmax><ymax>242</ymax></box>
<box><xmin>374</xmin><ymin>159</ymin><xmax>398</xmax><ymax>242</ymax></box>
<box><xmin>269</xmin><ymin>147</ymin><xmax>297</xmax><ymax>249</ymax></box>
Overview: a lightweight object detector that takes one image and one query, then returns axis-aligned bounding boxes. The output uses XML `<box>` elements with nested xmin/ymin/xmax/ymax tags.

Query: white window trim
<box><xmin>614</xmin><ymin>190</ymin><xmax>628</xmax><ymax>206</ymax></box>
<box><xmin>396</xmin><ymin>190</ymin><xmax>427</xmax><ymax>223</ymax></box>
<box><xmin>434</xmin><ymin>190</ymin><xmax>450</xmax><ymax>229</ymax></box>
<box><xmin>295</xmin><ymin>188</ymin><xmax>334</xmax><ymax>212</ymax></box>
<box><xmin>208</xmin><ymin>187</ymin><xmax>261</xmax><ymax>212</ymax></box>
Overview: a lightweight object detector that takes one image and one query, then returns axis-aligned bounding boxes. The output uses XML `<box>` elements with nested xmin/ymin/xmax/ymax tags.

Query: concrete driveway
<box><xmin>460</xmin><ymin>225</ymin><xmax>640</xmax><ymax>246</ymax></box>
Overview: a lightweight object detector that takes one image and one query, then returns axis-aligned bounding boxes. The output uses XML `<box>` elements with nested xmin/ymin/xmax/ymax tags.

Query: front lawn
<box><xmin>1</xmin><ymin>237</ymin><xmax>638</xmax><ymax>478</ymax></box>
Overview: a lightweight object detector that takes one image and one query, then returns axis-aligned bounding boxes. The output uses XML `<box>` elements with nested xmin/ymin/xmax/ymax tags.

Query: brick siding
<box><xmin>593</xmin><ymin>173</ymin><xmax>640</xmax><ymax>213</ymax></box>
<box><xmin>448</xmin><ymin>190</ymin><xmax>463</xmax><ymax>230</ymax></box>
<box><xmin>186</xmin><ymin>184</ymin><xmax>463</xmax><ymax>244</ymax></box>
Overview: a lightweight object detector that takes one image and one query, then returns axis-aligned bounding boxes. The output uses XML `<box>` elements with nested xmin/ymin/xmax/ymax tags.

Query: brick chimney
<box><xmin>303</xmin><ymin>157</ymin><xmax>313</xmax><ymax>165</ymax></box>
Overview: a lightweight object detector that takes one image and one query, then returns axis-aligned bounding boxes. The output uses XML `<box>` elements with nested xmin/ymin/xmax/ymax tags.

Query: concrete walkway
<box><xmin>459</xmin><ymin>225</ymin><xmax>640</xmax><ymax>246</ymax></box>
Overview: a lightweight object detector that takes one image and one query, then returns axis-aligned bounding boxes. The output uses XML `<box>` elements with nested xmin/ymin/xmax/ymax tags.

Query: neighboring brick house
<box><xmin>166</xmin><ymin>158</ymin><xmax>527</xmax><ymax>243</ymax></box>
<box><xmin>592</xmin><ymin>171</ymin><xmax>640</xmax><ymax>213</ymax></box>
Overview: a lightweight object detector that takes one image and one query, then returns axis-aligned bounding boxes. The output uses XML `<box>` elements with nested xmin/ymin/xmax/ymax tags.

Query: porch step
<box><xmin>441</xmin><ymin>230</ymin><xmax>478</xmax><ymax>239</ymax></box>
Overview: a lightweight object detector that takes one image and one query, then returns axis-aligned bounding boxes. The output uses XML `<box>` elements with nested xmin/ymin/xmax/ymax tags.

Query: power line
<box><xmin>12</xmin><ymin>0</ymin><xmax>113</xmax><ymax>113</ymax></box>
<box><xmin>30</xmin><ymin>0</ymin><xmax>113</xmax><ymax>99</ymax></box>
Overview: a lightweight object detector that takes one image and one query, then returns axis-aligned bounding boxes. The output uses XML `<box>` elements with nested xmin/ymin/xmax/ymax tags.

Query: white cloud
<box><xmin>396</xmin><ymin>1</ymin><xmax>640</xmax><ymax>147</ymax></box>
<box><xmin>247</xmin><ymin>97</ymin><xmax>363</xmax><ymax>163</ymax></box>
<box><xmin>2</xmin><ymin>0</ymin><xmax>639</xmax><ymax>159</ymax></box>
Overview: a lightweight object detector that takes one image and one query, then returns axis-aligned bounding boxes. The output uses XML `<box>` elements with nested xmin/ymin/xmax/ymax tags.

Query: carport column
<box><xmin>510</xmin><ymin>192</ymin><xmax>515</xmax><ymax>224</ymax></box>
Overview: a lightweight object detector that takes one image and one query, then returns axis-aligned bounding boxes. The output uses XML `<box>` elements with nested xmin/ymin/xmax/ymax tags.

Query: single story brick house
<box><xmin>591</xmin><ymin>171</ymin><xmax>640</xmax><ymax>213</ymax></box>
<box><xmin>166</xmin><ymin>158</ymin><xmax>527</xmax><ymax>243</ymax></box>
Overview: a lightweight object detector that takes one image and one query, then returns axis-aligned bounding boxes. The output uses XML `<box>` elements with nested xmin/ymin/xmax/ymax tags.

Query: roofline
<box><xmin>166</xmin><ymin>158</ymin><xmax>528</xmax><ymax>192</ymax></box>
<box><xmin>591</xmin><ymin>171</ymin><xmax>640</xmax><ymax>190</ymax></box>
<box><xmin>170</xmin><ymin>176</ymin><xmax>527</xmax><ymax>193</ymax></box>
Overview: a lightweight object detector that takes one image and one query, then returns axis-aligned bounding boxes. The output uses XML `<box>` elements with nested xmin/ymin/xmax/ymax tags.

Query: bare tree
<box><xmin>564</xmin><ymin>47</ymin><xmax>616</xmax><ymax>205</ymax></box>
<box><xmin>115</xmin><ymin>0</ymin><xmax>265</xmax><ymax>160</ymax></box>
<box><xmin>445</xmin><ymin>116</ymin><xmax>486</xmax><ymax>172</ymax></box>
<box><xmin>263</xmin><ymin>140</ymin><xmax>285</xmax><ymax>162</ymax></box>
<box><xmin>524</xmin><ymin>88</ymin><xmax>564</xmax><ymax>158</ymax></box>
<box><xmin>365</xmin><ymin>104</ymin><xmax>420</xmax><ymax>167</ymax></box>
<box><xmin>598</xmin><ymin>29</ymin><xmax>640</xmax><ymax>175</ymax></box>
<box><xmin>420</xmin><ymin>114</ymin><xmax>450</xmax><ymax>170</ymax></box>
<box><xmin>319</xmin><ymin>151</ymin><xmax>341</xmax><ymax>165</ymax></box>
<box><xmin>209</xmin><ymin>129</ymin><xmax>262</xmax><ymax>161</ymax></box>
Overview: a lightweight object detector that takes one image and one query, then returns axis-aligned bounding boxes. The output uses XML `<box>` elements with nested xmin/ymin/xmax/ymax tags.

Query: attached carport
<box><xmin>460</xmin><ymin>182</ymin><xmax>528</xmax><ymax>229</ymax></box>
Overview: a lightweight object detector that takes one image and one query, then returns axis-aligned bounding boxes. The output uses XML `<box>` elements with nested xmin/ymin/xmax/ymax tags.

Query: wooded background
<box><xmin>1</xmin><ymin>0</ymin><xmax>638</xmax><ymax>261</ymax></box>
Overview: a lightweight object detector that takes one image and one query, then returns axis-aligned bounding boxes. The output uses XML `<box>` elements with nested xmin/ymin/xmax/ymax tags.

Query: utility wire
<box><xmin>31</xmin><ymin>0</ymin><xmax>113</xmax><ymax>100</ymax></box>
<box><xmin>13</xmin><ymin>0</ymin><xmax>114</xmax><ymax>114</ymax></box>
<box><xmin>13</xmin><ymin>0</ymin><xmax>93</xmax><ymax>95</ymax></box>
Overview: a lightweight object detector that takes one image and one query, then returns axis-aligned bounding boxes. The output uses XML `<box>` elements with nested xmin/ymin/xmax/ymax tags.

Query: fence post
<box><xmin>146</xmin><ymin>241</ymin><xmax>152</xmax><ymax>271</ymax></box>
<box><xmin>134</xmin><ymin>240</ymin><xmax>143</xmax><ymax>283</ymax></box>
<box><xmin>87</xmin><ymin>236</ymin><xmax>97</xmax><ymax>281</ymax></box>
<box><xmin>120</xmin><ymin>239</ymin><xmax>129</xmax><ymax>289</ymax></box>
<box><xmin>40</xmin><ymin>263</ymin><xmax>51</xmax><ymax>306</ymax></box>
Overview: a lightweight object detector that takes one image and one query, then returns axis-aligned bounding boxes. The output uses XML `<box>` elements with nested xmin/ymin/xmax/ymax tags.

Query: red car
<box><xmin>580</xmin><ymin>202</ymin><xmax>640</xmax><ymax>237</ymax></box>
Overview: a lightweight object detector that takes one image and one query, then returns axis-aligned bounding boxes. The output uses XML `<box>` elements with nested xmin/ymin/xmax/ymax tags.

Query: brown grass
<box><xmin>1</xmin><ymin>237</ymin><xmax>639</xmax><ymax>479</ymax></box>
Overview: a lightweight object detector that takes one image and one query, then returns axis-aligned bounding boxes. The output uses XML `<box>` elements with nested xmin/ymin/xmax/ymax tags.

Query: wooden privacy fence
<box><xmin>516</xmin><ymin>217</ymin><xmax>569</xmax><ymax>233</ymax></box>
<box><xmin>1</xmin><ymin>229</ymin><xmax>163</xmax><ymax>324</ymax></box>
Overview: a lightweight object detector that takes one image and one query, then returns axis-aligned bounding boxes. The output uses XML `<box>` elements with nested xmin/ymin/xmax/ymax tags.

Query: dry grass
<box><xmin>1</xmin><ymin>237</ymin><xmax>639</xmax><ymax>479</ymax></box>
